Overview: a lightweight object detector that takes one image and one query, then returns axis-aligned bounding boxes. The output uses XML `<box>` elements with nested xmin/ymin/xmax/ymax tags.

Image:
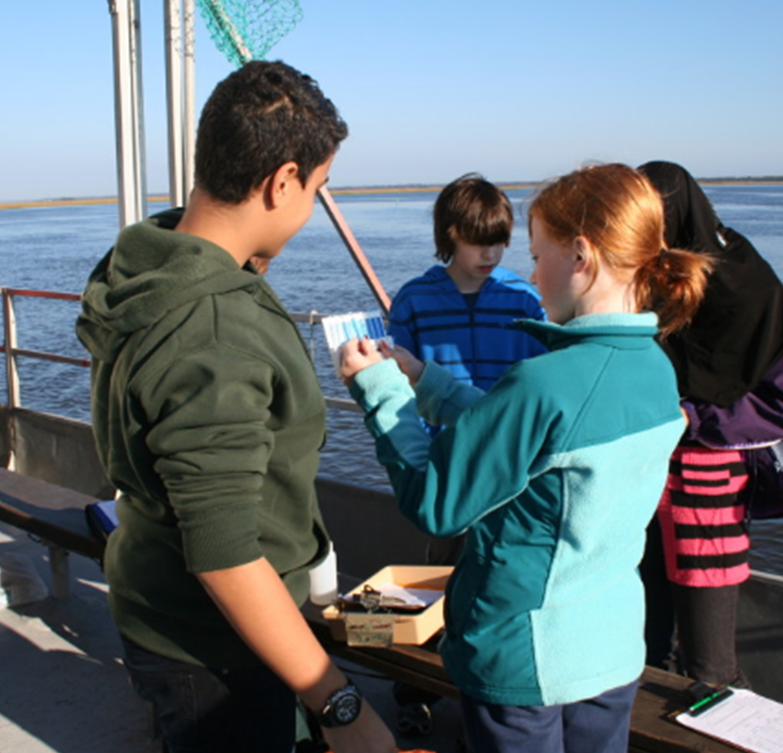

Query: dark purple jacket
<box><xmin>682</xmin><ymin>355</ymin><xmax>783</xmax><ymax>449</ymax></box>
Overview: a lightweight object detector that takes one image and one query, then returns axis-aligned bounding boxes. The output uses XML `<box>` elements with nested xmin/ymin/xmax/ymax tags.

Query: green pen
<box><xmin>689</xmin><ymin>687</ymin><xmax>734</xmax><ymax>716</ymax></box>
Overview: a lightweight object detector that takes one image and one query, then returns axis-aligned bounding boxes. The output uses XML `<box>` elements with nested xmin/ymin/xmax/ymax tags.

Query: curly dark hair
<box><xmin>194</xmin><ymin>61</ymin><xmax>348</xmax><ymax>204</ymax></box>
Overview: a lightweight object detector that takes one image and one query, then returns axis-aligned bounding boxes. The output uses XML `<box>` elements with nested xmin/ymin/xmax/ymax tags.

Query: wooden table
<box><xmin>304</xmin><ymin>597</ymin><xmax>739</xmax><ymax>752</ymax></box>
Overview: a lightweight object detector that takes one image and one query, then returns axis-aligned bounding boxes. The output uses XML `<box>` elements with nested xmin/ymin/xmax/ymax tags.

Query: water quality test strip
<box><xmin>321</xmin><ymin>311</ymin><xmax>394</xmax><ymax>375</ymax></box>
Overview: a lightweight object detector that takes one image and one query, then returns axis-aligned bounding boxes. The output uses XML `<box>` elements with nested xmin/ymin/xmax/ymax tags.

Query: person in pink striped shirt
<box><xmin>639</xmin><ymin>161</ymin><xmax>783</xmax><ymax>688</ymax></box>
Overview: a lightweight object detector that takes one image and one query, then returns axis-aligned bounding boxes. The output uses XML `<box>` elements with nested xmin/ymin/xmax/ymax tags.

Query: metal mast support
<box><xmin>129</xmin><ymin>0</ymin><xmax>148</xmax><ymax>219</ymax></box>
<box><xmin>164</xmin><ymin>0</ymin><xmax>197</xmax><ymax>208</ymax></box>
<box><xmin>108</xmin><ymin>0</ymin><xmax>147</xmax><ymax>227</ymax></box>
<box><xmin>318</xmin><ymin>189</ymin><xmax>391</xmax><ymax>314</ymax></box>
<box><xmin>164</xmin><ymin>0</ymin><xmax>184</xmax><ymax>207</ymax></box>
<box><xmin>183</xmin><ymin>0</ymin><xmax>196</xmax><ymax>201</ymax></box>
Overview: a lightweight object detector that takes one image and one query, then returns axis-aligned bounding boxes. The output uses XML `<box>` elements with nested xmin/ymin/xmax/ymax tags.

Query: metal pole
<box><xmin>318</xmin><ymin>188</ymin><xmax>391</xmax><ymax>314</ymax></box>
<box><xmin>2</xmin><ymin>291</ymin><xmax>20</xmax><ymax>411</ymax></box>
<box><xmin>164</xmin><ymin>0</ymin><xmax>185</xmax><ymax>207</ymax></box>
<box><xmin>48</xmin><ymin>545</ymin><xmax>72</xmax><ymax>600</ymax></box>
<box><xmin>2</xmin><ymin>290</ymin><xmax>19</xmax><ymax>470</ymax></box>
<box><xmin>199</xmin><ymin>0</ymin><xmax>251</xmax><ymax>62</ymax></box>
<box><xmin>129</xmin><ymin>0</ymin><xmax>148</xmax><ymax>218</ymax></box>
<box><xmin>107</xmin><ymin>0</ymin><xmax>138</xmax><ymax>228</ymax></box>
<box><xmin>183</xmin><ymin>0</ymin><xmax>196</xmax><ymax>202</ymax></box>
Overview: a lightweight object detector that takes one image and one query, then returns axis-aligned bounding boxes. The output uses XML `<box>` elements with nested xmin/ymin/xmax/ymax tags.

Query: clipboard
<box><xmin>673</xmin><ymin>686</ymin><xmax>783</xmax><ymax>753</ymax></box>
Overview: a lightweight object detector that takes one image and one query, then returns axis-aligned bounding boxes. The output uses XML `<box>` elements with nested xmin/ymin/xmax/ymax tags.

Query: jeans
<box><xmin>461</xmin><ymin>679</ymin><xmax>639</xmax><ymax>753</ymax></box>
<box><xmin>121</xmin><ymin>635</ymin><xmax>296</xmax><ymax>753</ymax></box>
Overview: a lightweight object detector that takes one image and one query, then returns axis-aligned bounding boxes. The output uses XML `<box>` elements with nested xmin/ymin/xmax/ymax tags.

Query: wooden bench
<box><xmin>0</xmin><ymin>468</ymin><xmax>104</xmax><ymax>598</ymax></box>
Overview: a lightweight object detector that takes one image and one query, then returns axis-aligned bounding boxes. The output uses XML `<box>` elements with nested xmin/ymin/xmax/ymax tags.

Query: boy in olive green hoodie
<box><xmin>76</xmin><ymin>61</ymin><xmax>395</xmax><ymax>753</ymax></box>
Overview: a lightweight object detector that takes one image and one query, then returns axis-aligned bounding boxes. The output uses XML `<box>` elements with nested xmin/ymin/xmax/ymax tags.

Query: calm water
<box><xmin>2</xmin><ymin>184</ymin><xmax>783</xmax><ymax>574</ymax></box>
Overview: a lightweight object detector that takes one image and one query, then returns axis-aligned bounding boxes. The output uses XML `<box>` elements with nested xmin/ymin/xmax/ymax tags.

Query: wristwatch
<box><xmin>315</xmin><ymin>683</ymin><xmax>363</xmax><ymax>728</ymax></box>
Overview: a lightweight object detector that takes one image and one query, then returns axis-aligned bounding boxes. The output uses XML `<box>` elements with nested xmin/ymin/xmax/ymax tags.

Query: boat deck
<box><xmin>0</xmin><ymin>470</ymin><xmax>776</xmax><ymax>752</ymax></box>
<box><xmin>0</xmin><ymin>520</ymin><xmax>159</xmax><ymax>752</ymax></box>
<box><xmin>2</xmin><ymin>465</ymin><xmax>780</xmax><ymax>752</ymax></box>
<box><xmin>0</xmin><ymin>519</ymin><xmax>465</xmax><ymax>753</ymax></box>
<box><xmin>0</xmin><ymin>514</ymin><xmax>748</xmax><ymax>753</ymax></box>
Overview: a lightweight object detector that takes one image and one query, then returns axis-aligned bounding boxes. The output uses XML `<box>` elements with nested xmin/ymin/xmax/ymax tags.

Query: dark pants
<box><xmin>640</xmin><ymin>519</ymin><xmax>750</xmax><ymax>687</ymax></box>
<box><xmin>121</xmin><ymin>635</ymin><xmax>296</xmax><ymax>753</ymax></box>
<box><xmin>461</xmin><ymin>680</ymin><xmax>638</xmax><ymax>753</ymax></box>
<box><xmin>639</xmin><ymin>516</ymin><xmax>676</xmax><ymax>669</ymax></box>
<box><xmin>673</xmin><ymin>584</ymin><xmax>749</xmax><ymax>687</ymax></box>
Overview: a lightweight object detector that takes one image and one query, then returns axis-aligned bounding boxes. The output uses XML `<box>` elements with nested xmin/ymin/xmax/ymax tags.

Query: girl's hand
<box><xmin>340</xmin><ymin>337</ymin><xmax>384</xmax><ymax>386</ymax></box>
<box><xmin>380</xmin><ymin>341</ymin><xmax>424</xmax><ymax>386</ymax></box>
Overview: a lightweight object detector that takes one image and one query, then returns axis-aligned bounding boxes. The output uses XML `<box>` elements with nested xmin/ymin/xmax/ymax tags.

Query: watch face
<box><xmin>333</xmin><ymin>692</ymin><xmax>361</xmax><ymax>724</ymax></box>
<box><xmin>319</xmin><ymin>684</ymin><xmax>363</xmax><ymax>727</ymax></box>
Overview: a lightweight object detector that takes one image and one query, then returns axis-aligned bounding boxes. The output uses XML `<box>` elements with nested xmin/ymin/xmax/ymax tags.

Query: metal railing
<box><xmin>1</xmin><ymin>287</ymin><xmax>361</xmax><ymax>414</ymax></box>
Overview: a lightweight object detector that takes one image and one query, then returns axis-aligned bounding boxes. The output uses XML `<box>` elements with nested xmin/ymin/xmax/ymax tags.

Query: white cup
<box><xmin>309</xmin><ymin>543</ymin><xmax>338</xmax><ymax>605</ymax></box>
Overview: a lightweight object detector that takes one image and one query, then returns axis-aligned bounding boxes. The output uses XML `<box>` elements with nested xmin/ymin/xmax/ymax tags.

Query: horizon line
<box><xmin>2</xmin><ymin>176</ymin><xmax>782</xmax><ymax>210</ymax></box>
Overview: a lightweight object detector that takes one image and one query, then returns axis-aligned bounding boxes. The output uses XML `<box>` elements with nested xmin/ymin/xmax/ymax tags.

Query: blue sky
<box><xmin>1</xmin><ymin>0</ymin><xmax>781</xmax><ymax>202</ymax></box>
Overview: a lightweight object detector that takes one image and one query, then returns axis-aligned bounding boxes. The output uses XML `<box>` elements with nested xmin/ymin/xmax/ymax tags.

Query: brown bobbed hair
<box><xmin>527</xmin><ymin>163</ymin><xmax>713</xmax><ymax>337</ymax></box>
<box><xmin>433</xmin><ymin>173</ymin><xmax>514</xmax><ymax>263</ymax></box>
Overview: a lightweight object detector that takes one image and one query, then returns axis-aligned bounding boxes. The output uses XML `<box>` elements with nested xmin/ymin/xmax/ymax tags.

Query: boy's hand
<box><xmin>340</xmin><ymin>337</ymin><xmax>384</xmax><ymax>386</ymax></box>
<box><xmin>380</xmin><ymin>341</ymin><xmax>424</xmax><ymax>386</ymax></box>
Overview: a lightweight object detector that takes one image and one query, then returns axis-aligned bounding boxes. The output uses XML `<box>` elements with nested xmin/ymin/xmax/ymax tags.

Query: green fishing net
<box><xmin>196</xmin><ymin>0</ymin><xmax>303</xmax><ymax>65</ymax></box>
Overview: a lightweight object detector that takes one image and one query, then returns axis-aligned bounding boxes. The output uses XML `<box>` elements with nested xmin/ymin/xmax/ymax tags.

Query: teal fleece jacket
<box><xmin>76</xmin><ymin>209</ymin><xmax>329</xmax><ymax>667</ymax></box>
<box><xmin>350</xmin><ymin>313</ymin><xmax>684</xmax><ymax>706</ymax></box>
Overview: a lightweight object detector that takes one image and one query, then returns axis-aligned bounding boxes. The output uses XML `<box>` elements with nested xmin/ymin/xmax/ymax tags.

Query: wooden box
<box><xmin>322</xmin><ymin>565</ymin><xmax>453</xmax><ymax>646</ymax></box>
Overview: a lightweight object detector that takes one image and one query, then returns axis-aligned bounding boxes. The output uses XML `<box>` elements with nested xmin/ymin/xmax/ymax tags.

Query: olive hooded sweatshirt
<box><xmin>76</xmin><ymin>209</ymin><xmax>328</xmax><ymax>667</ymax></box>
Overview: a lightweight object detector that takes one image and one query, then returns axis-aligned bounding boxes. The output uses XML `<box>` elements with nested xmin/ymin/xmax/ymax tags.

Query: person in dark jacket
<box><xmin>76</xmin><ymin>61</ymin><xmax>395</xmax><ymax>753</ymax></box>
<box><xmin>638</xmin><ymin>160</ymin><xmax>783</xmax><ymax>687</ymax></box>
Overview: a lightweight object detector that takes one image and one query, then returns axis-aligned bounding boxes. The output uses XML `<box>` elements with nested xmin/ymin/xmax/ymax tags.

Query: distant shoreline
<box><xmin>2</xmin><ymin>177</ymin><xmax>782</xmax><ymax>210</ymax></box>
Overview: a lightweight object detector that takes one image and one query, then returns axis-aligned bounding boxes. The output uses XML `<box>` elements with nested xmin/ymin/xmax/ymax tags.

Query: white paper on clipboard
<box><xmin>675</xmin><ymin>688</ymin><xmax>783</xmax><ymax>753</ymax></box>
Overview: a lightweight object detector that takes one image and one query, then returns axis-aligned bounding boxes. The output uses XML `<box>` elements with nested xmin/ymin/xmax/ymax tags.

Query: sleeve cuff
<box><xmin>680</xmin><ymin>399</ymin><xmax>700</xmax><ymax>440</ymax></box>
<box><xmin>415</xmin><ymin>361</ymin><xmax>454</xmax><ymax>404</ymax></box>
<box><xmin>349</xmin><ymin>358</ymin><xmax>411</xmax><ymax>410</ymax></box>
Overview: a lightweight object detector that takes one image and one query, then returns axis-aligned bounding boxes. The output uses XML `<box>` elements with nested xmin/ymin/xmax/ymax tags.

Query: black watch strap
<box><xmin>315</xmin><ymin>682</ymin><xmax>363</xmax><ymax>728</ymax></box>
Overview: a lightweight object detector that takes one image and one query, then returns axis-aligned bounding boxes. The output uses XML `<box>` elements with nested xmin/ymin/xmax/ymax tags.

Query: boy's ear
<box><xmin>266</xmin><ymin>161</ymin><xmax>301</xmax><ymax>208</ymax></box>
